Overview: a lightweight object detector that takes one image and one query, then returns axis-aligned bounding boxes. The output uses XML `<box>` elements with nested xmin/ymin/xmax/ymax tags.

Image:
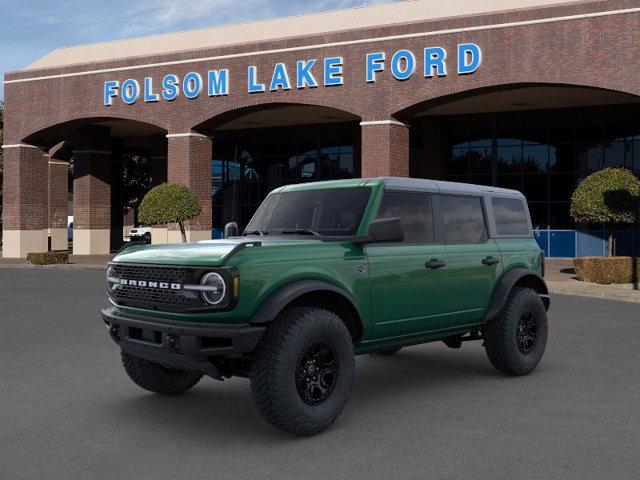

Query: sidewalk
<box><xmin>545</xmin><ymin>259</ymin><xmax>640</xmax><ymax>303</ymax></box>
<box><xmin>0</xmin><ymin>254</ymin><xmax>112</xmax><ymax>270</ymax></box>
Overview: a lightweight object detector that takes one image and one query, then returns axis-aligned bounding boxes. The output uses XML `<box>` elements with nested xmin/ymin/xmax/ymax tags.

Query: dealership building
<box><xmin>3</xmin><ymin>0</ymin><xmax>640</xmax><ymax>257</ymax></box>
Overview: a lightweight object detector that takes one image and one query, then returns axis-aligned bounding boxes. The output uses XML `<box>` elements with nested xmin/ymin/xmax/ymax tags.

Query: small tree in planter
<box><xmin>570</xmin><ymin>168</ymin><xmax>640</xmax><ymax>256</ymax></box>
<box><xmin>138</xmin><ymin>183</ymin><xmax>202</xmax><ymax>243</ymax></box>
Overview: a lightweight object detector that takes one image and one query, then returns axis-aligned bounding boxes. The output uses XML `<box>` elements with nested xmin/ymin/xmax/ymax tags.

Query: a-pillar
<box><xmin>150</xmin><ymin>134</ymin><xmax>169</xmax><ymax>244</ymax></box>
<box><xmin>166</xmin><ymin>132</ymin><xmax>212</xmax><ymax>243</ymax></box>
<box><xmin>72</xmin><ymin>127</ymin><xmax>112</xmax><ymax>255</ymax></box>
<box><xmin>48</xmin><ymin>152</ymin><xmax>69</xmax><ymax>251</ymax></box>
<box><xmin>1</xmin><ymin>143</ymin><xmax>49</xmax><ymax>258</ymax></box>
<box><xmin>360</xmin><ymin>120</ymin><xmax>410</xmax><ymax>177</ymax></box>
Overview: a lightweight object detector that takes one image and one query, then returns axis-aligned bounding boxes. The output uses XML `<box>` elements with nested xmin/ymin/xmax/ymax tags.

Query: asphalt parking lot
<box><xmin>1</xmin><ymin>268</ymin><xmax>639</xmax><ymax>480</ymax></box>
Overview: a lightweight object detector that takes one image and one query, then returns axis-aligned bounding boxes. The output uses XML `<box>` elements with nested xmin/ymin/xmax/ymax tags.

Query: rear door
<box><xmin>439</xmin><ymin>194</ymin><xmax>502</xmax><ymax>325</ymax></box>
<box><xmin>366</xmin><ymin>191</ymin><xmax>450</xmax><ymax>338</ymax></box>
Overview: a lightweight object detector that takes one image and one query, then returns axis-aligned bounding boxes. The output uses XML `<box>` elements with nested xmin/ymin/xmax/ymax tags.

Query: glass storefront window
<box><xmin>443</xmin><ymin>105</ymin><xmax>640</xmax><ymax>230</ymax></box>
<box><xmin>211</xmin><ymin>123</ymin><xmax>358</xmax><ymax>232</ymax></box>
<box><xmin>497</xmin><ymin>145</ymin><xmax>522</xmax><ymax>173</ymax></box>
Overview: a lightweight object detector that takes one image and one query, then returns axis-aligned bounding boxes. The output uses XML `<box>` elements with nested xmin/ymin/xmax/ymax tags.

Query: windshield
<box><xmin>245</xmin><ymin>187</ymin><xmax>372</xmax><ymax>237</ymax></box>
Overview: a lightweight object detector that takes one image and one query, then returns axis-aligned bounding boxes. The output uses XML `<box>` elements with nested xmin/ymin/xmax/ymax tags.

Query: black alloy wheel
<box><xmin>516</xmin><ymin>310</ymin><xmax>538</xmax><ymax>354</ymax></box>
<box><xmin>295</xmin><ymin>341</ymin><xmax>338</xmax><ymax>405</ymax></box>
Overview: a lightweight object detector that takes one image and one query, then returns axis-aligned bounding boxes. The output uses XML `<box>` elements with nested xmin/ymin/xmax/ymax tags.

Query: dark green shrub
<box><xmin>27</xmin><ymin>251</ymin><xmax>70</xmax><ymax>265</ymax></box>
<box><xmin>138</xmin><ymin>183</ymin><xmax>202</xmax><ymax>243</ymax></box>
<box><xmin>570</xmin><ymin>168</ymin><xmax>640</xmax><ymax>256</ymax></box>
<box><xmin>570</xmin><ymin>168</ymin><xmax>640</xmax><ymax>224</ymax></box>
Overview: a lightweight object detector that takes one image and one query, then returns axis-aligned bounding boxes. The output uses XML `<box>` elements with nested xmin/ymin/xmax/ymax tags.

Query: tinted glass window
<box><xmin>492</xmin><ymin>197</ymin><xmax>531</xmax><ymax>235</ymax></box>
<box><xmin>376</xmin><ymin>192</ymin><xmax>434</xmax><ymax>244</ymax></box>
<box><xmin>440</xmin><ymin>195</ymin><xmax>487</xmax><ymax>244</ymax></box>
<box><xmin>245</xmin><ymin>187</ymin><xmax>371</xmax><ymax>237</ymax></box>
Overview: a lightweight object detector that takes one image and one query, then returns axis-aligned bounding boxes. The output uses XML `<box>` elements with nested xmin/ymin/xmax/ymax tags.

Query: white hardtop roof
<box><xmin>25</xmin><ymin>0</ymin><xmax>586</xmax><ymax>70</ymax></box>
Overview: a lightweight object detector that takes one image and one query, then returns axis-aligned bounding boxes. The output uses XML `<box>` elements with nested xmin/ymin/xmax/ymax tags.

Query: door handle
<box><xmin>482</xmin><ymin>256</ymin><xmax>500</xmax><ymax>266</ymax></box>
<box><xmin>426</xmin><ymin>259</ymin><xmax>446</xmax><ymax>269</ymax></box>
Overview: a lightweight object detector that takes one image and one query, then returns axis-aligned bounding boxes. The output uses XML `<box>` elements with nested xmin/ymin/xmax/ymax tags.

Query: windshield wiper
<box><xmin>278</xmin><ymin>228</ymin><xmax>321</xmax><ymax>237</ymax></box>
<box><xmin>243</xmin><ymin>230</ymin><xmax>267</xmax><ymax>236</ymax></box>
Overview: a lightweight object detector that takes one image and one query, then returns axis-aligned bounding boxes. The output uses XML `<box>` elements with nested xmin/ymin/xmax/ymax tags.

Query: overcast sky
<box><xmin>0</xmin><ymin>0</ymin><xmax>401</xmax><ymax>100</ymax></box>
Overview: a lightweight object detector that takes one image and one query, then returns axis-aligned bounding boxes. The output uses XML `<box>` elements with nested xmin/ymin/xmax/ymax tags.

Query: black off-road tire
<box><xmin>121</xmin><ymin>351</ymin><xmax>202</xmax><ymax>395</ymax></box>
<box><xmin>250</xmin><ymin>307</ymin><xmax>355</xmax><ymax>436</ymax></box>
<box><xmin>484</xmin><ymin>287</ymin><xmax>548</xmax><ymax>375</ymax></box>
<box><xmin>373</xmin><ymin>347</ymin><xmax>402</xmax><ymax>356</ymax></box>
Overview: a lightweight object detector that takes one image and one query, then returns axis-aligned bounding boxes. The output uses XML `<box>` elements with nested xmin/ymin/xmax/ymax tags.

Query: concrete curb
<box><xmin>0</xmin><ymin>263</ymin><xmax>107</xmax><ymax>271</ymax></box>
<box><xmin>548</xmin><ymin>283</ymin><xmax>640</xmax><ymax>304</ymax></box>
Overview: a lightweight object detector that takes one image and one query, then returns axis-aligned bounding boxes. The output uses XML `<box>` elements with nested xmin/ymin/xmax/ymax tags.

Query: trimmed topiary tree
<box><xmin>570</xmin><ymin>168</ymin><xmax>640</xmax><ymax>256</ymax></box>
<box><xmin>138</xmin><ymin>183</ymin><xmax>202</xmax><ymax>243</ymax></box>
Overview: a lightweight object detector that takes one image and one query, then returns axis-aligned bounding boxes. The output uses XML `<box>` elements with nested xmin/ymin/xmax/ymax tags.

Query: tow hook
<box><xmin>166</xmin><ymin>334</ymin><xmax>181</xmax><ymax>353</ymax></box>
<box><xmin>106</xmin><ymin>323</ymin><xmax>120</xmax><ymax>342</ymax></box>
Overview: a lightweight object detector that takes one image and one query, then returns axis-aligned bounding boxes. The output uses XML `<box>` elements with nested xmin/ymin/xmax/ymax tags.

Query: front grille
<box><xmin>108</xmin><ymin>263</ymin><xmax>203</xmax><ymax>312</ymax></box>
<box><xmin>111</xmin><ymin>264</ymin><xmax>191</xmax><ymax>284</ymax></box>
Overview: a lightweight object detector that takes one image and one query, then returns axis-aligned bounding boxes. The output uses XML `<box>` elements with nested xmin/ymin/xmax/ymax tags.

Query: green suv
<box><xmin>102</xmin><ymin>177</ymin><xmax>549</xmax><ymax>435</ymax></box>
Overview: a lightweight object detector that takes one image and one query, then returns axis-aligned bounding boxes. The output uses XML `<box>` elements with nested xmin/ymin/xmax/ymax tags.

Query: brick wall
<box><xmin>2</xmin><ymin>0</ymin><xmax>640</xmax><ymax>251</ymax></box>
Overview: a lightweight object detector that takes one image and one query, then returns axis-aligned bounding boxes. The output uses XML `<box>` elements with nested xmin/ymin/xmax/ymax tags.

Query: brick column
<box><xmin>1</xmin><ymin>144</ymin><xmax>49</xmax><ymax>258</ymax></box>
<box><xmin>48</xmin><ymin>159</ymin><xmax>69</xmax><ymax>251</ymax></box>
<box><xmin>166</xmin><ymin>133</ymin><xmax>212</xmax><ymax>243</ymax></box>
<box><xmin>360</xmin><ymin>120</ymin><xmax>410</xmax><ymax>177</ymax></box>
<box><xmin>72</xmin><ymin>127</ymin><xmax>112</xmax><ymax>255</ymax></box>
<box><xmin>150</xmin><ymin>134</ymin><xmax>169</xmax><ymax>244</ymax></box>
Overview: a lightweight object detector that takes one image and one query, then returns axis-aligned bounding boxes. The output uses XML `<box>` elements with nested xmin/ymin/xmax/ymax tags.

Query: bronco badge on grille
<box><xmin>113</xmin><ymin>278</ymin><xmax>182</xmax><ymax>290</ymax></box>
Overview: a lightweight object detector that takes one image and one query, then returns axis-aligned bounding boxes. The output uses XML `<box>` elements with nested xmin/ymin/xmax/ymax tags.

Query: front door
<box><xmin>366</xmin><ymin>191</ymin><xmax>450</xmax><ymax>338</ymax></box>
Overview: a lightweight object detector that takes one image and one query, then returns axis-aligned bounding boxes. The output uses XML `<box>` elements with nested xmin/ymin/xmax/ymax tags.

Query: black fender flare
<box><xmin>249</xmin><ymin>280</ymin><xmax>363</xmax><ymax>327</ymax></box>
<box><xmin>484</xmin><ymin>268</ymin><xmax>550</xmax><ymax>322</ymax></box>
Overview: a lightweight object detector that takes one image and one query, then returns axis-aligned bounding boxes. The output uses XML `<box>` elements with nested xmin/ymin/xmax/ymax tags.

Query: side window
<box><xmin>492</xmin><ymin>197</ymin><xmax>530</xmax><ymax>236</ymax></box>
<box><xmin>440</xmin><ymin>195</ymin><xmax>487</xmax><ymax>244</ymax></box>
<box><xmin>376</xmin><ymin>191</ymin><xmax>434</xmax><ymax>243</ymax></box>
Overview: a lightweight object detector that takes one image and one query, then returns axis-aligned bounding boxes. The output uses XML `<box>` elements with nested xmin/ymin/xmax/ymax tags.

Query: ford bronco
<box><xmin>102</xmin><ymin>177</ymin><xmax>549</xmax><ymax>435</ymax></box>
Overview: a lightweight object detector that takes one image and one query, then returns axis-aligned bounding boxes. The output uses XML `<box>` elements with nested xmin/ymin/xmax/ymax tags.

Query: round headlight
<box><xmin>201</xmin><ymin>272</ymin><xmax>226</xmax><ymax>305</ymax></box>
<box><xmin>106</xmin><ymin>265</ymin><xmax>119</xmax><ymax>293</ymax></box>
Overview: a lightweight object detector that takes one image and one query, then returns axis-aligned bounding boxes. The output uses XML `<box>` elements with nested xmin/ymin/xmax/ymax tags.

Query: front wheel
<box><xmin>250</xmin><ymin>307</ymin><xmax>355</xmax><ymax>436</ymax></box>
<box><xmin>121</xmin><ymin>351</ymin><xmax>202</xmax><ymax>395</ymax></box>
<box><xmin>484</xmin><ymin>287</ymin><xmax>548</xmax><ymax>375</ymax></box>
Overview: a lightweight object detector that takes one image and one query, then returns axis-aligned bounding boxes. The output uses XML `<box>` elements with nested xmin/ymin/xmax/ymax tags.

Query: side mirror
<box><xmin>364</xmin><ymin>217</ymin><xmax>404</xmax><ymax>243</ymax></box>
<box><xmin>224</xmin><ymin>222</ymin><xmax>239</xmax><ymax>238</ymax></box>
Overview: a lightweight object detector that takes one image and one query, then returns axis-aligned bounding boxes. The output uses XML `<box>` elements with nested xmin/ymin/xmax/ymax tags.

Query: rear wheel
<box><xmin>121</xmin><ymin>351</ymin><xmax>202</xmax><ymax>395</ymax></box>
<box><xmin>250</xmin><ymin>307</ymin><xmax>355</xmax><ymax>436</ymax></box>
<box><xmin>484</xmin><ymin>287</ymin><xmax>548</xmax><ymax>375</ymax></box>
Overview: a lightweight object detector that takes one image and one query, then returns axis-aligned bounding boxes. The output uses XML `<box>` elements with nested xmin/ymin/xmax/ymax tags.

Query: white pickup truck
<box><xmin>128</xmin><ymin>226</ymin><xmax>152</xmax><ymax>243</ymax></box>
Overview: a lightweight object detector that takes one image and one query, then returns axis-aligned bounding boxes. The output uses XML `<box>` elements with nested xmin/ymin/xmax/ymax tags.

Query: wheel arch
<box><xmin>249</xmin><ymin>280</ymin><xmax>364</xmax><ymax>343</ymax></box>
<box><xmin>485</xmin><ymin>268</ymin><xmax>550</xmax><ymax>322</ymax></box>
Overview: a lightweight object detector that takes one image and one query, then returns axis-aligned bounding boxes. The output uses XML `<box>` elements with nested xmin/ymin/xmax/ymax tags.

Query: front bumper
<box><xmin>102</xmin><ymin>307</ymin><xmax>264</xmax><ymax>378</ymax></box>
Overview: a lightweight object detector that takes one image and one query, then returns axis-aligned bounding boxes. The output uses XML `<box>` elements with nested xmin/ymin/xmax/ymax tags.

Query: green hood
<box><xmin>112</xmin><ymin>237</ymin><xmax>321</xmax><ymax>266</ymax></box>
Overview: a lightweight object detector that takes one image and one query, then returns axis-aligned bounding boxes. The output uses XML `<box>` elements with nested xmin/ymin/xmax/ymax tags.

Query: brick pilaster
<box><xmin>71</xmin><ymin>126</ymin><xmax>112</xmax><ymax>254</ymax></box>
<box><xmin>360</xmin><ymin>120</ymin><xmax>410</xmax><ymax>178</ymax></box>
<box><xmin>166</xmin><ymin>133</ymin><xmax>212</xmax><ymax>242</ymax></box>
<box><xmin>1</xmin><ymin>144</ymin><xmax>49</xmax><ymax>257</ymax></box>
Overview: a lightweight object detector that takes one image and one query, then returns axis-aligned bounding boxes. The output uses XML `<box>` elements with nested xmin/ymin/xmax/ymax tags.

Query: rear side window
<box><xmin>376</xmin><ymin>191</ymin><xmax>434</xmax><ymax>243</ymax></box>
<box><xmin>492</xmin><ymin>197</ymin><xmax>530</xmax><ymax>236</ymax></box>
<box><xmin>440</xmin><ymin>195</ymin><xmax>487</xmax><ymax>244</ymax></box>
